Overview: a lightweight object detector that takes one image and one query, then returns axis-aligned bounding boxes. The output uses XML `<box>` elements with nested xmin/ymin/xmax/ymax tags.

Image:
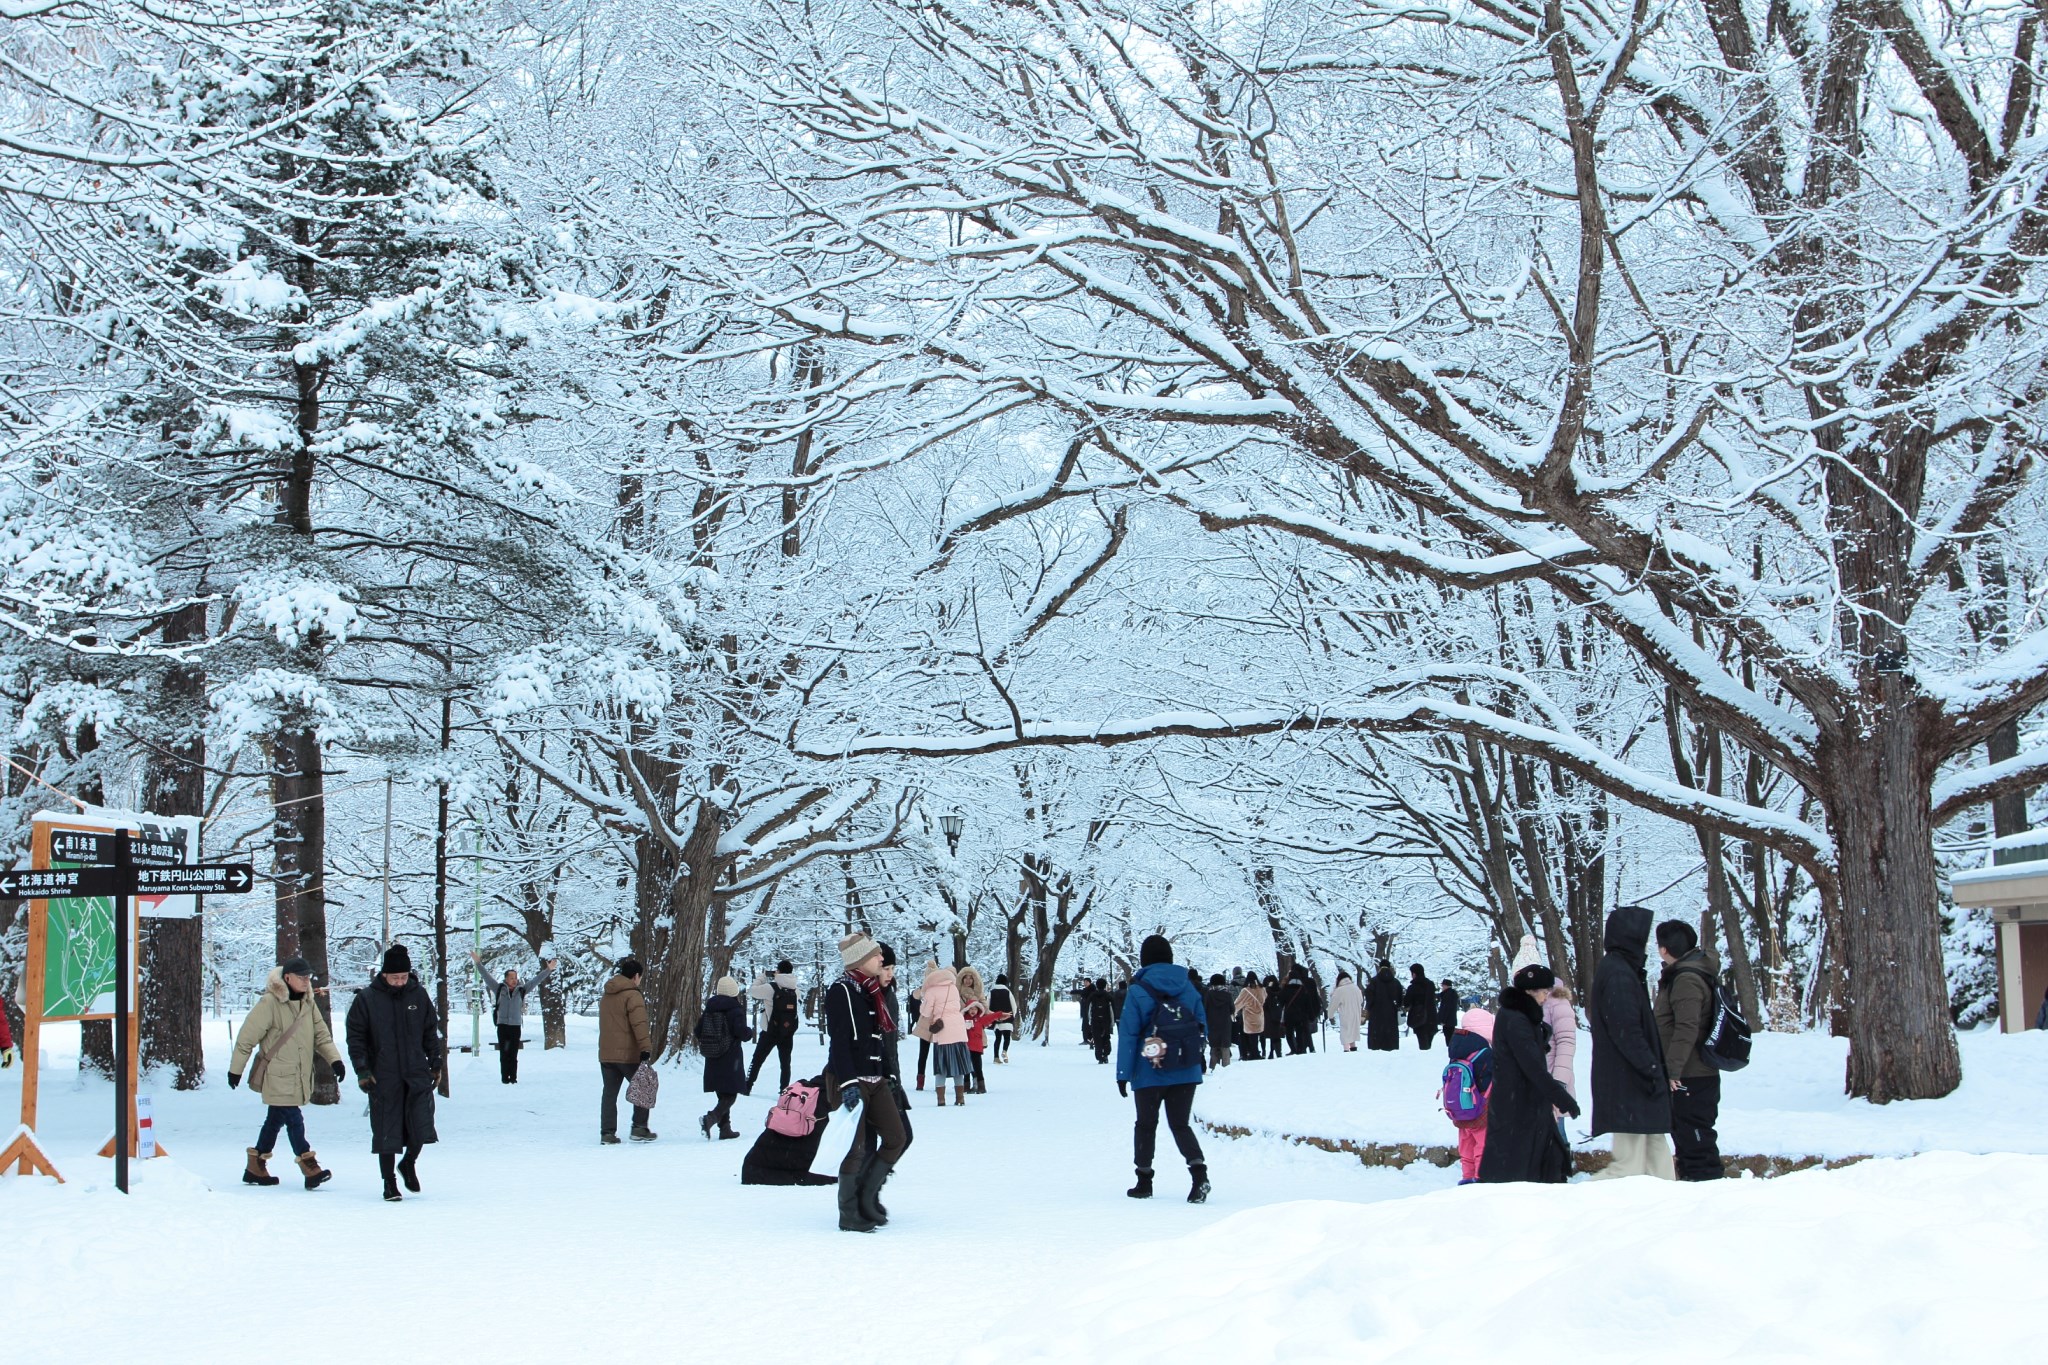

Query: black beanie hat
<box><xmin>1512</xmin><ymin>964</ymin><xmax>1556</xmax><ymax>991</ymax></box>
<box><xmin>380</xmin><ymin>944</ymin><xmax>412</xmax><ymax>975</ymax></box>
<box><xmin>879</xmin><ymin>944</ymin><xmax>897</xmax><ymax>968</ymax></box>
<box><xmin>279</xmin><ymin>956</ymin><xmax>310</xmax><ymax>978</ymax></box>
<box><xmin>1140</xmin><ymin>934</ymin><xmax>1173</xmax><ymax>967</ymax></box>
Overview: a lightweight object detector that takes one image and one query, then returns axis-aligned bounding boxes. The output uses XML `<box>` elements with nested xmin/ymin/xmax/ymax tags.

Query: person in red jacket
<box><xmin>963</xmin><ymin>1002</ymin><xmax>1010</xmax><ymax>1095</ymax></box>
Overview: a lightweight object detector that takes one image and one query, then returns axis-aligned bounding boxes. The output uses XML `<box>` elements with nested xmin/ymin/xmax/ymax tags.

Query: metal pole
<box><xmin>470</xmin><ymin>823</ymin><xmax>482</xmax><ymax>1058</ymax></box>
<box><xmin>381</xmin><ymin>774</ymin><xmax>393</xmax><ymax>947</ymax></box>
<box><xmin>114</xmin><ymin>827</ymin><xmax>132</xmax><ymax>1194</ymax></box>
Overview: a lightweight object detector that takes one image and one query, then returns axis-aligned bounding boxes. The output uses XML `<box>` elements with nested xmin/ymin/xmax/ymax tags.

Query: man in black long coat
<box><xmin>1364</xmin><ymin>963</ymin><xmax>1403</xmax><ymax>1051</ymax></box>
<box><xmin>1435</xmin><ymin>980</ymin><xmax>1461</xmax><ymax>1049</ymax></box>
<box><xmin>1402</xmin><ymin>964</ymin><xmax>1438</xmax><ymax>1049</ymax></box>
<box><xmin>1586</xmin><ymin>907</ymin><xmax>1674</xmax><ymax>1179</ymax></box>
<box><xmin>345</xmin><ymin>945</ymin><xmax>442</xmax><ymax>1203</ymax></box>
<box><xmin>1477</xmin><ymin>966</ymin><xmax>1581</xmax><ymax>1183</ymax></box>
<box><xmin>1086</xmin><ymin>979</ymin><xmax>1117</xmax><ymax>1063</ymax></box>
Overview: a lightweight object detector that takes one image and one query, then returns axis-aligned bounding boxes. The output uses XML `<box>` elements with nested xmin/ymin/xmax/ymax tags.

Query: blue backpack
<box><xmin>1139</xmin><ymin>987</ymin><xmax>1205</xmax><ymax>1071</ymax></box>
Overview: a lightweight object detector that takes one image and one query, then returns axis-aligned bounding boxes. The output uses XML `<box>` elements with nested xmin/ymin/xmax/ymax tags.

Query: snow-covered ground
<box><xmin>3</xmin><ymin>1010</ymin><xmax>2041</xmax><ymax>1363</ymax></box>
<box><xmin>1198</xmin><ymin>1026</ymin><xmax>2048</xmax><ymax>1159</ymax></box>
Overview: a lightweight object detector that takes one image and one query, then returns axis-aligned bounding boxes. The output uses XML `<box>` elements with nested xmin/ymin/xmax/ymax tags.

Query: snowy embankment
<box><xmin>4</xmin><ymin>1013</ymin><xmax>2042</xmax><ymax>1362</ymax></box>
<box><xmin>1195</xmin><ymin>1028</ymin><xmax>2048</xmax><ymax>1162</ymax></box>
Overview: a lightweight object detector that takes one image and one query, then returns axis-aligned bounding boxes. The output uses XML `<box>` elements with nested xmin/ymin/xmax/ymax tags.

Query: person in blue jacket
<box><xmin>1116</xmin><ymin>934</ymin><xmax>1211</xmax><ymax>1203</ymax></box>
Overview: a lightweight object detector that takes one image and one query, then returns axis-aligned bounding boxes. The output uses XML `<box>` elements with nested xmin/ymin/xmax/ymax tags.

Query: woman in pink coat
<box><xmin>1544</xmin><ymin>980</ymin><xmax>1578</xmax><ymax>1134</ymax></box>
<box><xmin>917</xmin><ymin>963</ymin><xmax>973</xmax><ymax>1105</ymax></box>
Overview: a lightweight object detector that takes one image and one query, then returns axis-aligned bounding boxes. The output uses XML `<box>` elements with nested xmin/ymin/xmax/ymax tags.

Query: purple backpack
<box><xmin>1441</xmin><ymin>1049</ymin><xmax>1490</xmax><ymax>1125</ymax></box>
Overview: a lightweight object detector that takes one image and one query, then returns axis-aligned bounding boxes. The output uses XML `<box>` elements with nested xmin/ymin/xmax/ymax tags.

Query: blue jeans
<box><xmin>257</xmin><ymin>1105</ymin><xmax>310</xmax><ymax>1156</ymax></box>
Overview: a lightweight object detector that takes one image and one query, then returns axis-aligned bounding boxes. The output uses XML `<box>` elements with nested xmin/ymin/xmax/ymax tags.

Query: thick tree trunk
<box><xmin>1820</xmin><ymin>718</ymin><xmax>1962</xmax><ymax>1101</ymax></box>
<box><xmin>652</xmin><ymin>797</ymin><xmax>723</xmax><ymax>1057</ymax></box>
<box><xmin>272</xmin><ymin>725</ymin><xmax>338</xmax><ymax>1105</ymax></box>
<box><xmin>141</xmin><ymin>600</ymin><xmax>208</xmax><ymax>1089</ymax></box>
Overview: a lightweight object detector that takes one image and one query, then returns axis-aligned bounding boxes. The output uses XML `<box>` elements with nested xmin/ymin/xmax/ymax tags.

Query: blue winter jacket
<box><xmin>1116</xmin><ymin>962</ymin><xmax>1209</xmax><ymax>1088</ymax></box>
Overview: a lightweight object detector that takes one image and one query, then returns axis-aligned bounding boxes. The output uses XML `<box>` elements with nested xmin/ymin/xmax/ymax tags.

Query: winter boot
<box><xmin>631</xmin><ymin>1125</ymin><xmax>659</xmax><ymax>1142</ymax></box>
<box><xmin>600</xmin><ymin>1133</ymin><xmax>622</xmax><ymax>1145</ymax></box>
<box><xmin>383</xmin><ymin>1177</ymin><xmax>403</xmax><ymax>1203</ymax></box>
<box><xmin>242</xmin><ymin>1148</ymin><xmax>280</xmax><ymax>1187</ymax></box>
<box><xmin>857</xmin><ymin>1154</ymin><xmax>897</xmax><ymax>1226</ymax></box>
<box><xmin>718</xmin><ymin>1122</ymin><xmax>742</xmax><ymax>1140</ymax></box>
<box><xmin>397</xmin><ymin>1152</ymin><xmax>421</xmax><ymax>1194</ymax></box>
<box><xmin>700</xmin><ymin>1111</ymin><xmax>715</xmax><ymax>1140</ymax></box>
<box><xmin>1127</xmin><ymin>1167</ymin><xmax>1154</xmax><ymax>1199</ymax></box>
<box><xmin>837</xmin><ymin>1169</ymin><xmax>877</xmax><ymax>1233</ymax></box>
<box><xmin>295</xmin><ymin>1150</ymin><xmax>331</xmax><ymax>1191</ymax></box>
<box><xmin>1188</xmin><ymin>1163</ymin><xmax>1211</xmax><ymax>1204</ymax></box>
<box><xmin>932</xmin><ymin>1083</ymin><xmax>946</xmax><ymax>1106</ymax></box>
<box><xmin>954</xmin><ymin>1082</ymin><xmax>966</xmax><ymax>1106</ymax></box>
<box><xmin>916</xmin><ymin>1073</ymin><xmax>925</xmax><ymax>1091</ymax></box>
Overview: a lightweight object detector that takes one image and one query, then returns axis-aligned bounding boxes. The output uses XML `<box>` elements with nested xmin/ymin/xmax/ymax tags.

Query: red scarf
<box><xmin>849</xmin><ymin>968</ymin><xmax>895</xmax><ymax>1034</ymax></box>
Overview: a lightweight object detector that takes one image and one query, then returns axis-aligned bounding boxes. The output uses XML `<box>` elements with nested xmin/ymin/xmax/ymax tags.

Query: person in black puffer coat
<box><xmin>1478</xmin><ymin>966</ymin><xmax>1582</xmax><ymax>1184</ymax></box>
<box><xmin>1365</xmin><ymin>963</ymin><xmax>1403</xmax><ymax>1051</ymax></box>
<box><xmin>1587</xmin><ymin>906</ymin><xmax>1674</xmax><ymax>1179</ymax></box>
<box><xmin>1202</xmin><ymin>974</ymin><xmax>1235</xmax><ymax>1069</ymax></box>
<box><xmin>345</xmin><ymin>945</ymin><xmax>442</xmax><ymax>1203</ymax></box>
<box><xmin>700</xmin><ymin>977</ymin><xmax>754</xmax><ymax>1139</ymax></box>
<box><xmin>1436</xmin><ymin>980</ymin><xmax>1461</xmax><ymax>1050</ymax></box>
<box><xmin>1403</xmin><ymin>964</ymin><xmax>1438</xmax><ymax>1049</ymax></box>
<box><xmin>1086</xmin><ymin>979</ymin><xmax>1117</xmax><ymax>1064</ymax></box>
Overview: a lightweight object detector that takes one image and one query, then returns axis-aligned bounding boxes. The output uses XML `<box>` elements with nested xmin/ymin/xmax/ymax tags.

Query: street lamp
<box><xmin>940</xmin><ymin>810</ymin><xmax>964</xmax><ymax>856</ymax></box>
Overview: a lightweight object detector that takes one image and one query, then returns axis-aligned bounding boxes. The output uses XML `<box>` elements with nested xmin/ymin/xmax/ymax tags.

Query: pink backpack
<box><xmin>766</xmin><ymin>1080</ymin><xmax>822</xmax><ymax>1137</ymax></box>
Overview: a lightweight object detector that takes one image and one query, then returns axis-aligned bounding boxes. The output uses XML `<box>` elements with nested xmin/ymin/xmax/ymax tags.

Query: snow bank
<box><xmin>1196</xmin><ymin>1028</ymin><xmax>2048</xmax><ymax>1159</ymax></box>
<box><xmin>973</xmin><ymin>1152</ymin><xmax>2046</xmax><ymax>1362</ymax></box>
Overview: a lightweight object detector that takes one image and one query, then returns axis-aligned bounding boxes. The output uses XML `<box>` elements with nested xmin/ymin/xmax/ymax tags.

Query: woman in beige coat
<box><xmin>229</xmin><ymin>958</ymin><xmax>346</xmax><ymax>1189</ymax></box>
<box><xmin>1232</xmin><ymin>979</ymin><xmax>1267</xmax><ymax>1062</ymax></box>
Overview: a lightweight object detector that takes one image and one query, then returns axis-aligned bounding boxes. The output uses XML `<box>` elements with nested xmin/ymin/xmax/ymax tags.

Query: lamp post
<box><xmin>940</xmin><ymin>810</ymin><xmax>963</xmax><ymax>856</ymax></box>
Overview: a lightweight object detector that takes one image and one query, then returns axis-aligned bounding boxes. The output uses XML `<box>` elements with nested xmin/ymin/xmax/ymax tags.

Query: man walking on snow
<box><xmin>1655</xmin><ymin>920</ymin><xmax>1726</xmax><ymax>1180</ymax></box>
<box><xmin>747</xmin><ymin>959</ymin><xmax>802</xmax><ymax>1094</ymax></box>
<box><xmin>1117</xmin><ymin>934</ymin><xmax>1211</xmax><ymax>1204</ymax></box>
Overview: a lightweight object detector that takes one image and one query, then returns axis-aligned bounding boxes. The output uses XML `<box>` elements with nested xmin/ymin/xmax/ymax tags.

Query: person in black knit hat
<box><xmin>346</xmin><ymin>945</ymin><xmax>442</xmax><ymax>1202</ymax></box>
<box><xmin>1116</xmin><ymin>934</ymin><xmax>1211</xmax><ymax>1203</ymax></box>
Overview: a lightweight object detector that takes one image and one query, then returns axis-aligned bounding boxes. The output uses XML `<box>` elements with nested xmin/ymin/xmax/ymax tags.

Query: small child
<box><xmin>964</xmin><ymin>1004</ymin><xmax>1010</xmax><ymax>1095</ymax></box>
<box><xmin>1442</xmin><ymin>1007</ymin><xmax>1496</xmax><ymax>1184</ymax></box>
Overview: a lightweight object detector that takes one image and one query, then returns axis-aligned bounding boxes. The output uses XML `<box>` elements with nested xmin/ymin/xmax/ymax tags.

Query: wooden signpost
<box><xmin>1</xmin><ymin>810</ymin><xmax>252</xmax><ymax>1190</ymax></box>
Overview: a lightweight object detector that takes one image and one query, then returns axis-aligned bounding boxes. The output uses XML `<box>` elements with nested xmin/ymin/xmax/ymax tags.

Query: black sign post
<box><xmin>0</xmin><ymin>843</ymin><xmax>256</xmax><ymax>1193</ymax></box>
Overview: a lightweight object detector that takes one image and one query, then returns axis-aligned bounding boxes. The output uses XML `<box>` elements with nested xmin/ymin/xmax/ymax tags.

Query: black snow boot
<box><xmin>631</xmin><ymin>1125</ymin><xmax>659</xmax><ymax>1142</ymax></box>
<box><xmin>837</xmin><ymin>1170</ymin><xmax>877</xmax><ymax>1233</ymax></box>
<box><xmin>1127</xmin><ymin>1167</ymin><xmax>1154</xmax><ymax>1199</ymax></box>
<box><xmin>383</xmin><ymin>1178</ymin><xmax>403</xmax><ymax>1203</ymax></box>
<box><xmin>857</xmin><ymin>1155</ymin><xmax>897</xmax><ymax>1226</ymax></box>
<box><xmin>1188</xmin><ymin>1164</ymin><xmax>1211</xmax><ymax>1204</ymax></box>
<box><xmin>397</xmin><ymin>1150</ymin><xmax>421</xmax><ymax>1194</ymax></box>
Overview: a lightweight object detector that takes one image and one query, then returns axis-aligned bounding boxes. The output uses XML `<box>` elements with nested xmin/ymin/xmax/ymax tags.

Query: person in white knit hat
<box><xmin>1512</xmin><ymin>936</ymin><xmax>1579</xmax><ymax>1129</ymax></box>
<box><xmin>824</xmin><ymin>932</ymin><xmax>906</xmax><ymax>1232</ymax></box>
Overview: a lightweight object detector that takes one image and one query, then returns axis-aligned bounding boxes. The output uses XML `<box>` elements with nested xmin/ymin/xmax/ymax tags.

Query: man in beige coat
<box><xmin>597</xmin><ymin>957</ymin><xmax>654</xmax><ymax>1143</ymax></box>
<box><xmin>229</xmin><ymin>957</ymin><xmax>346</xmax><ymax>1189</ymax></box>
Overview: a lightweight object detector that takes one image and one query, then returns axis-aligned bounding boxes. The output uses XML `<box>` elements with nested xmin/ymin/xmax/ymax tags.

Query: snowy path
<box><xmin>5</xmin><ymin>1017</ymin><xmax>2045</xmax><ymax>1363</ymax></box>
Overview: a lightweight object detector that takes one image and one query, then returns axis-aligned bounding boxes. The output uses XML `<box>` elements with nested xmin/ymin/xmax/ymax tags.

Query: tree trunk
<box><xmin>433</xmin><ymin>696</ymin><xmax>452</xmax><ymax>1096</ymax></box>
<box><xmin>1820</xmin><ymin>717</ymin><xmax>1962</xmax><ymax>1101</ymax></box>
<box><xmin>140</xmin><ymin>604</ymin><xmax>209</xmax><ymax>1089</ymax></box>
<box><xmin>652</xmin><ymin>797</ymin><xmax>723</xmax><ymax>1057</ymax></box>
<box><xmin>540</xmin><ymin>976</ymin><xmax>567</xmax><ymax>1049</ymax></box>
<box><xmin>272</xmin><ymin>725</ymin><xmax>337</xmax><ymax>1105</ymax></box>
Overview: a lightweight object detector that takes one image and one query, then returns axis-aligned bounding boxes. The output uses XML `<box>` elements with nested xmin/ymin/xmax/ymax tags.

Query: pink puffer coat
<box><xmin>920</xmin><ymin>967</ymin><xmax>968</xmax><ymax>1045</ymax></box>
<box><xmin>1543</xmin><ymin>992</ymin><xmax>1578</xmax><ymax>1098</ymax></box>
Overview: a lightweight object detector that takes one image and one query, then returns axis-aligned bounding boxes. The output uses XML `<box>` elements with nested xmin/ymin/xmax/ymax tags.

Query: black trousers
<box><xmin>916</xmin><ymin>1037</ymin><xmax>932</xmax><ymax>1079</ymax></box>
<box><xmin>1672</xmin><ymin>1072</ymin><xmax>1724</xmax><ymax>1179</ymax></box>
<box><xmin>1132</xmin><ymin>1082</ymin><xmax>1204</xmax><ymax>1172</ymax></box>
<box><xmin>970</xmin><ymin>1050</ymin><xmax>987</xmax><ymax>1092</ymax></box>
<box><xmin>496</xmin><ymin>1024</ymin><xmax>521</xmax><ymax>1083</ymax></box>
<box><xmin>1412</xmin><ymin>1025</ymin><xmax>1437</xmax><ymax>1051</ymax></box>
<box><xmin>839</xmin><ymin>1079</ymin><xmax>908</xmax><ymax>1178</ymax></box>
<box><xmin>991</xmin><ymin>1030</ymin><xmax>1011</xmax><ymax>1061</ymax></box>
<box><xmin>1092</xmin><ymin>1032</ymin><xmax>1112</xmax><ymax>1064</ymax></box>
<box><xmin>1237</xmin><ymin>1033</ymin><xmax>1259</xmax><ymax>1061</ymax></box>
<box><xmin>747</xmin><ymin>1031</ymin><xmax>793</xmax><ymax>1094</ymax></box>
<box><xmin>600</xmin><ymin>1061</ymin><xmax>649</xmax><ymax>1135</ymax></box>
<box><xmin>705</xmin><ymin>1089</ymin><xmax>739</xmax><ymax>1134</ymax></box>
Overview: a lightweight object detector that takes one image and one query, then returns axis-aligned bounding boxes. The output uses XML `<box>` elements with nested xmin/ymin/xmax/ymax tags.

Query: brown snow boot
<box><xmin>243</xmin><ymin>1148</ymin><xmax>280</xmax><ymax>1187</ymax></box>
<box><xmin>933</xmin><ymin>1083</ymin><xmax>947</xmax><ymax>1106</ymax></box>
<box><xmin>954</xmin><ymin>1083</ymin><xmax>966</xmax><ymax>1106</ymax></box>
<box><xmin>295</xmin><ymin>1150</ymin><xmax>332</xmax><ymax>1190</ymax></box>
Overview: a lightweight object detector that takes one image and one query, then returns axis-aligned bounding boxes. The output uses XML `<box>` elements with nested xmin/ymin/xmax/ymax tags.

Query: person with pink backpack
<box><xmin>1441</xmin><ymin>1007</ymin><xmax>1495</xmax><ymax>1183</ymax></box>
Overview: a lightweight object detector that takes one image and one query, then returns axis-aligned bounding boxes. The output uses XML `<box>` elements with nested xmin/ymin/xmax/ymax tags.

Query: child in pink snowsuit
<box><xmin>1445</xmin><ymin>1008</ymin><xmax>1496</xmax><ymax>1182</ymax></box>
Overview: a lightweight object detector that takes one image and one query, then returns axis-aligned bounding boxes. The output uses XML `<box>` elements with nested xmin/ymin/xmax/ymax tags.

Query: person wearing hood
<box><xmin>958</xmin><ymin>966</ymin><xmax>995</xmax><ymax>1094</ymax></box>
<box><xmin>1260</xmin><ymin>973</ymin><xmax>1286</xmax><ymax>1057</ymax></box>
<box><xmin>746</xmin><ymin>960</ymin><xmax>801</xmax><ymax>1095</ymax></box>
<box><xmin>1328</xmin><ymin>970</ymin><xmax>1363</xmax><ymax>1051</ymax></box>
<box><xmin>1477</xmin><ymin>966</ymin><xmax>1582</xmax><ymax>1183</ymax></box>
<box><xmin>1365</xmin><ymin>962</ymin><xmax>1403</xmax><ymax>1051</ymax></box>
<box><xmin>988</xmin><ymin>972</ymin><xmax>1021</xmax><ymax>1064</ymax></box>
<box><xmin>1587</xmin><ymin>907</ymin><xmax>1674</xmax><ymax>1179</ymax></box>
<box><xmin>345</xmin><ymin>945</ymin><xmax>443</xmax><ymax>1202</ymax></box>
<box><xmin>700</xmin><ymin>976</ymin><xmax>754</xmax><ymax>1139</ymax></box>
<box><xmin>1231</xmin><ymin>976</ymin><xmax>1265</xmax><ymax>1061</ymax></box>
<box><xmin>1116</xmin><ymin>934</ymin><xmax>1210</xmax><ymax>1203</ymax></box>
<box><xmin>229</xmin><ymin>957</ymin><xmax>345</xmax><ymax>1190</ymax></box>
<box><xmin>1203</xmin><ymin>973</ymin><xmax>1236</xmax><ymax>1067</ymax></box>
<box><xmin>596</xmin><ymin>957</ymin><xmax>654</xmax><ymax>1145</ymax></box>
<box><xmin>824</xmin><ymin>933</ymin><xmax>906</xmax><ymax>1233</ymax></box>
<box><xmin>1085</xmin><ymin>977</ymin><xmax>1118</xmax><ymax>1065</ymax></box>
<box><xmin>1283</xmin><ymin>965</ymin><xmax>1323</xmax><ymax>1054</ymax></box>
<box><xmin>470</xmin><ymin>950</ymin><xmax>554</xmax><ymax>1084</ymax></box>
<box><xmin>1435</xmin><ymin>980</ymin><xmax>1461</xmax><ymax>1050</ymax></box>
<box><xmin>917</xmin><ymin>962</ymin><xmax>974</xmax><ymax>1104</ymax></box>
<box><xmin>1403</xmin><ymin>963</ymin><xmax>1438</xmax><ymax>1049</ymax></box>
<box><xmin>1654</xmin><ymin>920</ymin><xmax>1726</xmax><ymax>1180</ymax></box>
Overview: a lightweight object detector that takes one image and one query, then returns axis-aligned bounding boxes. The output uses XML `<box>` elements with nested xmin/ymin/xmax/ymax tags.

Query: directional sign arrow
<box><xmin>131</xmin><ymin>863</ymin><xmax>257</xmax><ymax>897</ymax></box>
<box><xmin>0</xmin><ymin>866</ymin><xmax>123</xmax><ymax>900</ymax></box>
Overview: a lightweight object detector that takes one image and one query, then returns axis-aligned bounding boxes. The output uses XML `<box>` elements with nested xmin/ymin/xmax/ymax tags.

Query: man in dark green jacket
<box><xmin>1654</xmin><ymin>921</ymin><xmax>1724</xmax><ymax>1181</ymax></box>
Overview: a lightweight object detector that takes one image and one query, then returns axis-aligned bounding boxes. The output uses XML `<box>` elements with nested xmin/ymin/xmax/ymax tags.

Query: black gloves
<box><xmin>1117</xmin><ymin>1080</ymin><xmax>1129</xmax><ymax>1098</ymax></box>
<box><xmin>331</xmin><ymin>1060</ymin><xmax>347</xmax><ymax>1083</ymax></box>
<box><xmin>358</xmin><ymin>1074</ymin><xmax>375</xmax><ymax>1093</ymax></box>
<box><xmin>639</xmin><ymin>1051</ymin><xmax>650</xmax><ymax>1063</ymax></box>
<box><xmin>227</xmin><ymin>1072</ymin><xmax>241</xmax><ymax>1090</ymax></box>
<box><xmin>1560</xmin><ymin>1095</ymin><xmax>1582</xmax><ymax>1119</ymax></box>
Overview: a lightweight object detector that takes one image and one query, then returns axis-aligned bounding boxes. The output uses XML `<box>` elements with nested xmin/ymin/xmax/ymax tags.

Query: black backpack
<box><xmin>1680</xmin><ymin>967</ymin><xmax>1752</xmax><ymax>1071</ymax></box>
<box><xmin>770</xmin><ymin>985</ymin><xmax>800</xmax><ymax>1035</ymax></box>
<box><xmin>1140</xmin><ymin>988</ymin><xmax>1205</xmax><ymax>1071</ymax></box>
<box><xmin>695</xmin><ymin>1005</ymin><xmax>732</xmax><ymax>1059</ymax></box>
